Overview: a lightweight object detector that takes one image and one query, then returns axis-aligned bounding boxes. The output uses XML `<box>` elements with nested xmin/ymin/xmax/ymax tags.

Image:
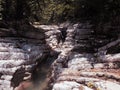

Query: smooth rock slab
<box><xmin>53</xmin><ymin>81</ymin><xmax>93</xmax><ymax>90</ymax></box>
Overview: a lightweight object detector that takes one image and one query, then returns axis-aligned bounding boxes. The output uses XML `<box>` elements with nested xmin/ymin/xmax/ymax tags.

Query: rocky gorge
<box><xmin>0</xmin><ymin>20</ymin><xmax>120</xmax><ymax>90</ymax></box>
<box><xmin>46</xmin><ymin>21</ymin><xmax>120</xmax><ymax>90</ymax></box>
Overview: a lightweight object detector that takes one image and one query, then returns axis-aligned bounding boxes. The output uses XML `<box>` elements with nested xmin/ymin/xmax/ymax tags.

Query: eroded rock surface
<box><xmin>48</xmin><ymin>22</ymin><xmax>120</xmax><ymax>90</ymax></box>
<box><xmin>0</xmin><ymin>25</ymin><xmax>51</xmax><ymax>90</ymax></box>
<box><xmin>0</xmin><ymin>21</ymin><xmax>120</xmax><ymax>90</ymax></box>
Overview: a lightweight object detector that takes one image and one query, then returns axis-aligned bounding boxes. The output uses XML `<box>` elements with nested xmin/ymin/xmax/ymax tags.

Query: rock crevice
<box><xmin>47</xmin><ymin>21</ymin><xmax>120</xmax><ymax>90</ymax></box>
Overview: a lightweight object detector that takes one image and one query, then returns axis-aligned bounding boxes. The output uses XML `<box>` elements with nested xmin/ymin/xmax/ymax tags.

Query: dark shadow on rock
<box><xmin>11</xmin><ymin>67</ymin><xmax>26</xmax><ymax>88</ymax></box>
<box><xmin>59</xmin><ymin>27</ymin><xmax>67</xmax><ymax>43</ymax></box>
<box><xmin>30</xmin><ymin>49</ymin><xmax>60</xmax><ymax>90</ymax></box>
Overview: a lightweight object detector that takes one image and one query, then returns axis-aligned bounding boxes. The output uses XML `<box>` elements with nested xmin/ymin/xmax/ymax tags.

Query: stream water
<box><xmin>15</xmin><ymin>53</ymin><xmax>58</xmax><ymax>90</ymax></box>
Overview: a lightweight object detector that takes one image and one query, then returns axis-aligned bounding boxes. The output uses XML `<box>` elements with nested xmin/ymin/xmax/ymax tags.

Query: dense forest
<box><xmin>0</xmin><ymin>0</ymin><xmax>120</xmax><ymax>24</ymax></box>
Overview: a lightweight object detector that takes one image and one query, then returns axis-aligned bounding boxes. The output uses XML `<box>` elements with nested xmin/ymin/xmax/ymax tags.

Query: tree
<box><xmin>15</xmin><ymin>0</ymin><xmax>30</xmax><ymax>20</ymax></box>
<box><xmin>0</xmin><ymin>0</ymin><xmax>120</xmax><ymax>23</ymax></box>
<box><xmin>0</xmin><ymin>0</ymin><xmax>2</xmax><ymax>20</ymax></box>
<box><xmin>1</xmin><ymin>0</ymin><xmax>15</xmax><ymax>21</ymax></box>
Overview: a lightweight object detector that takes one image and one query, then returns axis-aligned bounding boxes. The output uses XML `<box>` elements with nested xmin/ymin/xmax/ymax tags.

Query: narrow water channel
<box><xmin>15</xmin><ymin>52</ymin><xmax>59</xmax><ymax>90</ymax></box>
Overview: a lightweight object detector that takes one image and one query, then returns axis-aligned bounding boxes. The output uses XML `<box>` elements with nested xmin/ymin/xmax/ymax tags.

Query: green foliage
<box><xmin>1</xmin><ymin>0</ymin><xmax>16</xmax><ymax>21</ymax></box>
<box><xmin>0</xmin><ymin>0</ymin><xmax>2</xmax><ymax>20</ymax></box>
<box><xmin>76</xmin><ymin>0</ymin><xmax>120</xmax><ymax>21</ymax></box>
<box><xmin>40</xmin><ymin>0</ymin><xmax>75</xmax><ymax>23</ymax></box>
<box><xmin>1</xmin><ymin>0</ymin><xmax>120</xmax><ymax>23</ymax></box>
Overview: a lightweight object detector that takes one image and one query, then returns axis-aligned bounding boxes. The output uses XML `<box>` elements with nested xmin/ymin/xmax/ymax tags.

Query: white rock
<box><xmin>52</xmin><ymin>81</ymin><xmax>80</xmax><ymax>90</ymax></box>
